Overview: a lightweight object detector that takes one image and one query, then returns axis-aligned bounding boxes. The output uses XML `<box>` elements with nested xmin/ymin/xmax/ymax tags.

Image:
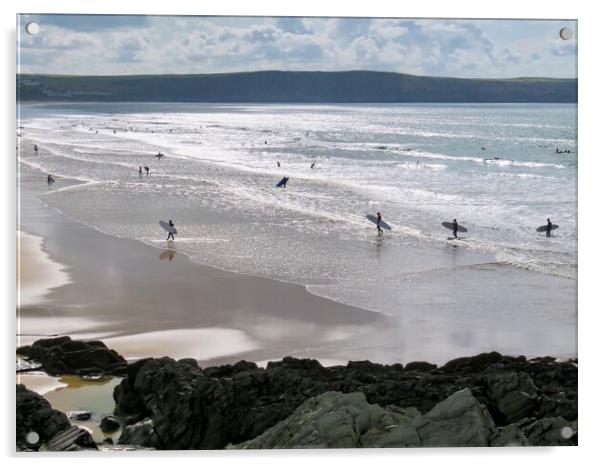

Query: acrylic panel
<box><xmin>16</xmin><ymin>14</ymin><xmax>577</xmax><ymax>451</ymax></box>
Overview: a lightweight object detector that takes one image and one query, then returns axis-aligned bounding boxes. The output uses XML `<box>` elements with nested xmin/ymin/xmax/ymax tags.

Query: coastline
<box><xmin>17</xmin><ymin>230</ymin><xmax>70</xmax><ymax>309</ymax></box>
<box><xmin>17</xmin><ymin>159</ymin><xmax>577</xmax><ymax>366</ymax></box>
<box><xmin>16</xmin><ymin>337</ymin><xmax>578</xmax><ymax>450</ymax></box>
<box><xmin>18</xmin><ymin>167</ymin><xmax>390</xmax><ymax>367</ymax></box>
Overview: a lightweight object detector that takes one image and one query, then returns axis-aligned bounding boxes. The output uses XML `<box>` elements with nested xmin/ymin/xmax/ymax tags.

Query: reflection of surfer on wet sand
<box><xmin>159</xmin><ymin>248</ymin><xmax>176</xmax><ymax>262</ymax></box>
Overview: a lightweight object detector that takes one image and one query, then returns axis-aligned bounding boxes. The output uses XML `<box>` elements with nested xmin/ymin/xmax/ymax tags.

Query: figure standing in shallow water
<box><xmin>376</xmin><ymin>212</ymin><xmax>383</xmax><ymax>235</ymax></box>
<box><xmin>167</xmin><ymin>220</ymin><xmax>176</xmax><ymax>241</ymax></box>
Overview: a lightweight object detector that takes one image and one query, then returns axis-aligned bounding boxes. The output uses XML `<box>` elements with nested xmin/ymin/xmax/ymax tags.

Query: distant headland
<box><xmin>17</xmin><ymin>70</ymin><xmax>577</xmax><ymax>103</ymax></box>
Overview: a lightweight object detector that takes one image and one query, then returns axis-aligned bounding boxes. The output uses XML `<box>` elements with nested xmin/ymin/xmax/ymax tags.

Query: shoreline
<box><xmin>17</xmin><ymin>230</ymin><xmax>71</xmax><ymax>309</ymax></box>
<box><xmin>17</xmin><ymin>159</ymin><xmax>577</xmax><ymax>365</ymax></box>
<box><xmin>18</xmin><ymin>167</ymin><xmax>393</xmax><ymax>367</ymax></box>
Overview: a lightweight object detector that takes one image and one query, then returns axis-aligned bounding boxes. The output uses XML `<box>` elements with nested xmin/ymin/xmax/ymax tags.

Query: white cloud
<box><xmin>17</xmin><ymin>16</ymin><xmax>577</xmax><ymax>78</ymax></box>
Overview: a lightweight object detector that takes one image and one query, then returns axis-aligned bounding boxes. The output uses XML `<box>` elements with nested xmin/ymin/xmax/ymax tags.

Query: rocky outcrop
<box><xmin>17</xmin><ymin>337</ymin><xmax>127</xmax><ymax>376</ymax></box>
<box><xmin>40</xmin><ymin>426</ymin><xmax>98</xmax><ymax>451</ymax></box>
<box><xmin>231</xmin><ymin>388</ymin><xmax>497</xmax><ymax>449</ymax></box>
<box><xmin>16</xmin><ymin>385</ymin><xmax>97</xmax><ymax>451</ymax></box>
<box><xmin>16</xmin><ymin>338</ymin><xmax>577</xmax><ymax>450</ymax></box>
<box><xmin>230</xmin><ymin>391</ymin><xmax>416</xmax><ymax>448</ymax></box>
<box><xmin>16</xmin><ymin>384</ymin><xmax>71</xmax><ymax>450</ymax></box>
<box><xmin>112</xmin><ymin>352</ymin><xmax>577</xmax><ymax>449</ymax></box>
<box><xmin>118</xmin><ymin>418</ymin><xmax>156</xmax><ymax>447</ymax></box>
<box><xmin>482</xmin><ymin>370</ymin><xmax>538</xmax><ymax>424</ymax></box>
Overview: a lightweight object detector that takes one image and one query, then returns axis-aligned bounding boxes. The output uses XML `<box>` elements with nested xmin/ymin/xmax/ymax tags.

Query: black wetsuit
<box><xmin>452</xmin><ymin>221</ymin><xmax>458</xmax><ymax>238</ymax></box>
<box><xmin>546</xmin><ymin>220</ymin><xmax>552</xmax><ymax>237</ymax></box>
<box><xmin>167</xmin><ymin>221</ymin><xmax>175</xmax><ymax>241</ymax></box>
<box><xmin>376</xmin><ymin>214</ymin><xmax>383</xmax><ymax>235</ymax></box>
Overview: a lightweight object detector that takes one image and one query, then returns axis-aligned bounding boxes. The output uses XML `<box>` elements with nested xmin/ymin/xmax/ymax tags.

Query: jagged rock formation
<box><xmin>17</xmin><ymin>336</ymin><xmax>127</xmax><ymax>376</ymax></box>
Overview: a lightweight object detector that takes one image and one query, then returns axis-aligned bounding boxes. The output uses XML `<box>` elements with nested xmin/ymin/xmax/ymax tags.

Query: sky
<box><xmin>17</xmin><ymin>15</ymin><xmax>577</xmax><ymax>78</ymax></box>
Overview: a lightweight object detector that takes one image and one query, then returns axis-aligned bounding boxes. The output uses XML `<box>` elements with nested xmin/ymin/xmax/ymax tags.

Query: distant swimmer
<box><xmin>310</xmin><ymin>163</ymin><xmax>316</xmax><ymax>169</ymax></box>
<box><xmin>33</xmin><ymin>144</ymin><xmax>38</xmax><ymax>153</ymax></box>
<box><xmin>155</xmin><ymin>152</ymin><xmax>164</xmax><ymax>159</ymax></box>
<box><xmin>138</xmin><ymin>166</ymin><xmax>143</xmax><ymax>177</ymax></box>
<box><xmin>452</xmin><ymin>218</ymin><xmax>458</xmax><ymax>239</ymax></box>
<box><xmin>113</xmin><ymin>130</ymin><xmax>116</xmax><ymax>134</ymax></box>
<box><xmin>144</xmin><ymin>166</ymin><xmax>150</xmax><ymax>176</ymax></box>
<box><xmin>47</xmin><ymin>174</ymin><xmax>55</xmax><ymax>184</ymax></box>
<box><xmin>546</xmin><ymin>218</ymin><xmax>553</xmax><ymax>238</ymax></box>
<box><xmin>277</xmin><ymin>161</ymin><xmax>280</xmax><ymax>168</ymax></box>
<box><xmin>376</xmin><ymin>212</ymin><xmax>384</xmax><ymax>236</ymax></box>
<box><xmin>481</xmin><ymin>146</ymin><xmax>486</xmax><ymax>150</ymax></box>
<box><xmin>167</xmin><ymin>220</ymin><xmax>176</xmax><ymax>241</ymax></box>
<box><xmin>265</xmin><ymin>141</ymin><xmax>268</xmax><ymax>145</ymax></box>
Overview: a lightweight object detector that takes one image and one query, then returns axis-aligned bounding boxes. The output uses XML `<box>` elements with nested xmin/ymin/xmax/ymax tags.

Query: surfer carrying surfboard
<box><xmin>376</xmin><ymin>212</ymin><xmax>383</xmax><ymax>235</ymax></box>
<box><xmin>167</xmin><ymin>220</ymin><xmax>176</xmax><ymax>241</ymax></box>
<box><xmin>546</xmin><ymin>218</ymin><xmax>553</xmax><ymax>238</ymax></box>
<box><xmin>452</xmin><ymin>219</ymin><xmax>458</xmax><ymax>239</ymax></box>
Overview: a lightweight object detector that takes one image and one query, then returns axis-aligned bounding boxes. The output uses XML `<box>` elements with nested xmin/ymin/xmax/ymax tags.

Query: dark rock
<box><xmin>481</xmin><ymin>370</ymin><xmax>537</xmax><ymax>424</ymax></box>
<box><xmin>41</xmin><ymin>426</ymin><xmax>98</xmax><ymax>451</ymax></box>
<box><xmin>100</xmin><ymin>415</ymin><xmax>121</xmax><ymax>433</ymax></box>
<box><xmin>17</xmin><ymin>337</ymin><xmax>127</xmax><ymax>376</ymax></box>
<box><xmin>230</xmin><ymin>391</ymin><xmax>414</xmax><ymax>449</ymax></box>
<box><xmin>178</xmin><ymin>358</ymin><xmax>199</xmax><ymax>369</ymax></box>
<box><xmin>535</xmin><ymin>393</ymin><xmax>577</xmax><ymax>421</ymax></box>
<box><xmin>529</xmin><ymin>356</ymin><xmax>557</xmax><ymax>364</ymax></box>
<box><xmin>16</xmin><ymin>384</ymin><xmax>70</xmax><ymax>450</ymax></box>
<box><xmin>67</xmin><ymin>410</ymin><xmax>92</xmax><ymax>421</ymax></box>
<box><xmin>523</xmin><ymin>417</ymin><xmax>576</xmax><ymax>446</ymax></box>
<box><xmin>118</xmin><ymin>418</ymin><xmax>155</xmax><ymax>447</ymax></box>
<box><xmin>404</xmin><ymin>361</ymin><xmax>437</xmax><ymax>372</ymax></box>
<box><xmin>233</xmin><ymin>388</ymin><xmax>496</xmax><ymax>449</ymax></box>
<box><xmin>110</xmin><ymin>352</ymin><xmax>577</xmax><ymax>450</ymax></box>
<box><xmin>440</xmin><ymin>352</ymin><xmax>503</xmax><ymax>374</ymax></box>
<box><xmin>489</xmin><ymin>424</ymin><xmax>531</xmax><ymax>446</ymax></box>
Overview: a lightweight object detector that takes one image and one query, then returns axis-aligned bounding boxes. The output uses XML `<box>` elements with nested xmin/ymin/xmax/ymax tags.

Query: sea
<box><xmin>17</xmin><ymin>102</ymin><xmax>577</xmax><ymax>325</ymax></box>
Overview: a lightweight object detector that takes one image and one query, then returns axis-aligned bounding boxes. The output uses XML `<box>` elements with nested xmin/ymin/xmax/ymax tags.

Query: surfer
<box><xmin>376</xmin><ymin>212</ymin><xmax>384</xmax><ymax>235</ymax></box>
<box><xmin>452</xmin><ymin>219</ymin><xmax>458</xmax><ymax>239</ymax></box>
<box><xmin>47</xmin><ymin>174</ymin><xmax>55</xmax><ymax>184</ymax></box>
<box><xmin>310</xmin><ymin>163</ymin><xmax>316</xmax><ymax>169</ymax></box>
<box><xmin>138</xmin><ymin>166</ymin><xmax>142</xmax><ymax>177</ymax></box>
<box><xmin>33</xmin><ymin>144</ymin><xmax>38</xmax><ymax>153</ymax></box>
<box><xmin>144</xmin><ymin>166</ymin><xmax>150</xmax><ymax>176</ymax></box>
<box><xmin>277</xmin><ymin>161</ymin><xmax>280</xmax><ymax>167</ymax></box>
<box><xmin>167</xmin><ymin>220</ymin><xmax>176</xmax><ymax>241</ymax></box>
<box><xmin>546</xmin><ymin>218</ymin><xmax>553</xmax><ymax>238</ymax></box>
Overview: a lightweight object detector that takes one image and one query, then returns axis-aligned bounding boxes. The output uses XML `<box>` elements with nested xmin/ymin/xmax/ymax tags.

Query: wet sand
<box><xmin>18</xmin><ymin>179</ymin><xmax>391</xmax><ymax>366</ymax></box>
<box><xmin>17</xmin><ymin>230</ymin><xmax>70</xmax><ymax>308</ymax></box>
<box><xmin>17</xmin><ymin>164</ymin><xmax>576</xmax><ymax>367</ymax></box>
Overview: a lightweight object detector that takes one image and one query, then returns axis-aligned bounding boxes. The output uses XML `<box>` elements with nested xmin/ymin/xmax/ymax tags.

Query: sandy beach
<box><xmin>17</xmin><ymin>230</ymin><xmax>70</xmax><ymax>308</ymax></box>
<box><xmin>17</xmin><ymin>159</ymin><xmax>577</xmax><ymax>368</ymax></box>
<box><xmin>18</xmin><ymin>171</ymin><xmax>391</xmax><ymax>367</ymax></box>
